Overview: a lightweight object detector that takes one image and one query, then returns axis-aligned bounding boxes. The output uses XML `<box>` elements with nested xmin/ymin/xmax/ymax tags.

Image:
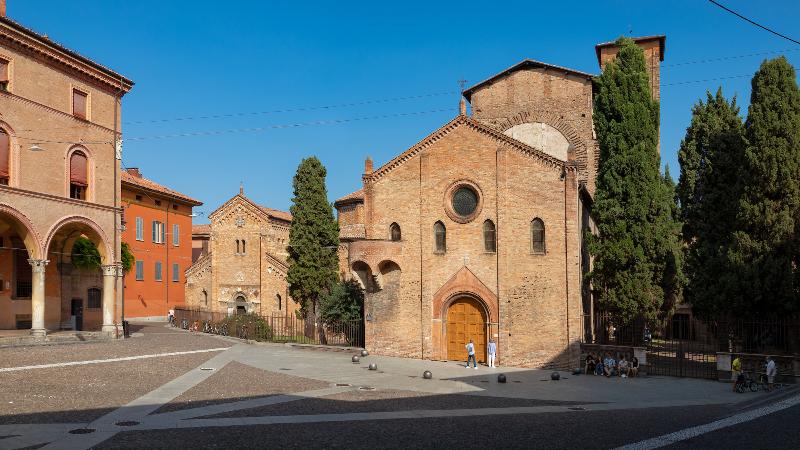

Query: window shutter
<box><xmin>135</xmin><ymin>217</ymin><xmax>143</xmax><ymax>241</ymax></box>
<box><xmin>0</xmin><ymin>129</ymin><xmax>9</xmax><ymax>178</ymax></box>
<box><xmin>152</xmin><ymin>221</ymin><xmax>157</xmax><ymax>242</ymax></box>
<box><xmin>172</xmin><ymin>263</ymin><xmax>179</xmax><ymax>282</ymax></box>
<box><xmin>173</xmin><ymin>224</ymin><xmax>179</xmax><ymax>246</ymax></box>
<box><xmin>161</xmin><ymin>224</ymin><xmax>166</xmax><ymax>244</ymax></box>
<box><xmin>73</xmin><ymin>89</ymin><xmax>87</xmax><ymax>119</ymax></box>
<box><xmin>69</xmin><ymin>151</ymin><xmax>88</xmax><ymax>186</ymax></box>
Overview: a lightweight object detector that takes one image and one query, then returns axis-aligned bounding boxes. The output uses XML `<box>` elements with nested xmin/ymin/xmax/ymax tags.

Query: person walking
<box><xmin>465</xmin><ymin>339</ymin><xmax>477</xmax><ymax>369</ymax></box>
<box><xmin>766</xmin><ymin>356</ymin><xmax>777</xmax><ymax>391</ymax></box>
<box><xmin>731</xmin><ymin>355</ymin><xmax>742</xmax><ymax>392</ymax></box>
<box><xmin>487</xmin><ymin>338</ymin><xmax>497</xmax><ymax>368</ymax></box>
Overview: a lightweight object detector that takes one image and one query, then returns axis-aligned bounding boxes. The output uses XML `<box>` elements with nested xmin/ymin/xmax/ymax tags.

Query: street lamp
<box><xmin>29</xmin><ymin>143</ymin><xmax>44</xmax><ymax>151</ymax></box>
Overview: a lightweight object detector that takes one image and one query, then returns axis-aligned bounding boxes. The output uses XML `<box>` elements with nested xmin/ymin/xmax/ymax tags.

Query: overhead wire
<box><xmin>708</xmin><ymin>0</ymin><xmax>800</xmax><ymax>45</ymax></box>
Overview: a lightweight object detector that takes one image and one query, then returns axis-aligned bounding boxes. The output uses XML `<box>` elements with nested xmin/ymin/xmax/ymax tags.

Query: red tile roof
<box><xmin>334</xmin><ymin>188</ymin><xmax>364</xmax><ymax>205</ymax></box>
<box><xmin>121</xmin><ymin>170</ymin><xmax>203</xmax><ymax>206</ymax></box>
<box><xmin>192</xmin><ymin>224</ymin><xmax>211</xmax><ymax>235</ymax></box>
<box><xmin>258</xmin><ymin>205</ymin><xmax>292</xmax><ymax>223</ymax></box>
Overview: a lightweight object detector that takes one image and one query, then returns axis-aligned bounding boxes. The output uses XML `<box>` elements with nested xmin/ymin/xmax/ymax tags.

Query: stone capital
<box><xmin>27</xmin><ymin>259</ymin><xmax>49</xmax><ymax>273</ymax></box>
<box><xmin>101</xmin><ymin>264</ymin><xmax>118</xmax><ymax>277</ymax></box>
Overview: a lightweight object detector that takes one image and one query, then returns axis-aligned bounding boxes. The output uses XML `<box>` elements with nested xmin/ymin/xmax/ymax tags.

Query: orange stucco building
<box><xmin>121</xmin><ymin>168</ymin><xmax>201</xmax><ymax>320</ymax></box>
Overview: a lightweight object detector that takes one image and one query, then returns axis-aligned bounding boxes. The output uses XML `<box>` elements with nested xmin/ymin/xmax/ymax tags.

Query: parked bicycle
<box><xmin>735</xmin><ymin>372</ymin><xmax>761</xmax><ymax>393</ymax></box>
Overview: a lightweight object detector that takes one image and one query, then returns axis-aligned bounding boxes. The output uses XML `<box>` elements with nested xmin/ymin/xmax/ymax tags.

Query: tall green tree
<box><xmin>676</xmin><ymin>89</ymin><xmax>746</xmax><ymax>317</ymax></box>
<box><xmin>587</xmin><ymin>37</ymin><xmax>684</xmax><ymax>323</ymax></box>
<box><xmin>731</xmin><ymin>57</ymin><xmax>800</xmax><ymax>315</ymax></box>
<box><xmin>286</xmin><ymin>157</ymin><xmax>340</xmax><ymax>319</ymax></box>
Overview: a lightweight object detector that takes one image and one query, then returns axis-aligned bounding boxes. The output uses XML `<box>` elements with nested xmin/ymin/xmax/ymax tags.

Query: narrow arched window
<box><xmin>203</xmin><ymin>290</ymin><xmax>208</xmax><ymax>305</ymax></box>
<box><xmin>0</xmin><ymin>128</ymin><xmax>9</xmax><ymax>185</ymax></box>
<box><xmin>434</xmin><ymin>221</ymin><xmax>446</xmax><ymax>253</ymax></box>
<box><xmin>276</xmin><ymin>293</ymin><xmax>282</xmax><ymax>311</ymax></box>
<box><xmin>483</xmin><ymin>219</ymin><xmax>496</xmax><ymax>253</ymax></box>
<box><xmin>531</xmin><ymin>218</ymin><xmax>545</xmax><ymax>254</ymax></box>
<box><xmin>235</xmin><ymin>239</ymin><xmax>240</xmax><ymax>254</ymax></box>
<box><xmin>241</xmin><ymin>239</ymin><xmax>246</xmax><ymax>254</ymax></box>
<box><xmin>390</xmin><ymin>222</ymin><xmax>401</xmax><ymax>241</ymax></box>
<box><xmin>69</xmin><ymin>150</ymin><xmax>88</xmax><ymax>200</ymax></box>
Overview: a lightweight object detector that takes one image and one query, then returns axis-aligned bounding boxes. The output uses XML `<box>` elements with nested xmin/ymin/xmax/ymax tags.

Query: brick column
<box><xmin>101</xmin><ymin>264</ymin><xmax>118</xmax><ymax>334</ymax></box>
<box><xmin>29</xmin><ymin>259</ymin><xmax>48</xmax><ymax>337</ymax></box>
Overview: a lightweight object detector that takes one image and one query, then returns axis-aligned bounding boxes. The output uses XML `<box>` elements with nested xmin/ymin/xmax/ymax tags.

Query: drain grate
<box><xmin>335</xmin><ymin>383</ymin><xmax>352</xmax><ymax>387</ymax></box>
<box><xmin>69</xmin><ymin>428</ymin><xmax>96</xmax><ymax>435</ymax></box>
<box><xmin>358</xmin><ymin>386</ymin><xmax>376</xmax><ymax>391</ymax></box>
<box><xmin>568</xmin><ymin>407</ymin><xmax>585</xmax><ymax>411</ymax></box>
<box><xmin>200</xmin><ymin>368</ymin><xmax>215</xmax><ymax>371</ymax></box>
<box><xmin>115</xmin><ymin>421</ymin><xmax>140</xmax><ymax>427</ymax></box>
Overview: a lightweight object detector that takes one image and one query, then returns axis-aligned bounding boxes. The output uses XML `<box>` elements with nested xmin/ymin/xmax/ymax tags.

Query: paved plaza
<box><xmin>0</xmin><ymin>323</ymin><xmax>798</xmax><ymax>449</ymax></box>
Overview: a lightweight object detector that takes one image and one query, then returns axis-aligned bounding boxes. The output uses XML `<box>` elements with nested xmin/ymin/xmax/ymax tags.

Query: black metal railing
<box><xmin>173</xmin><ymin>307</ymin><xmax>365</xmax><ymax>348</ymax></box>
<box><xmin>15</xmin><ymin>281</ymin><xmax>32</xmax><ymax>298</ymax></box>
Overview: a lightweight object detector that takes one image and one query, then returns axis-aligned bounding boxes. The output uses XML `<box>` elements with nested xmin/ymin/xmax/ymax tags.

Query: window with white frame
<box><xmin>135</xmin><ymin>217</ymin><xmax>144</xmax><ymax>241</ymax></box>
<box><xmin>135</xmin><ymin>260</ymin><xmax>144</xmax><ymax>280</ymax></box>
<box><xmin>173</xmin><ymin>223</ymin><xmax>180</xmax><ymax>246</ymax></box>
<box><xmin>155</xmin><ymin>261</ymin><xmax>163</xmax><ymax>281</ymax></box>
<box><xmin>152</xmin><ymin>221</ymin><xmax>165</xmax><ymax>244</ymax></box>
<box><xmin>172</xmin><ymin>263</ymin><xmax>179</xmax><ymax>282</ymax></box>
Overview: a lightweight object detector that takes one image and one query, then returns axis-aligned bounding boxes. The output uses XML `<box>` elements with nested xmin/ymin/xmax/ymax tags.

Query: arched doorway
<box><xmin>234</xmin><ymin>295</ymin><xmax>247</xmax><ymax>315</ymax></box>
<box><xmin>446</xmin><ymin>297</ymin><xmax>487</xmax><ymax>363</ymax></box>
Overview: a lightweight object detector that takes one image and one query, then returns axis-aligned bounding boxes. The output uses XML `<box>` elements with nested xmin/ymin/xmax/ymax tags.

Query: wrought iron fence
<box><xmin>583</xmin><ymin>312</ymin><xmax>800</xmax><ymax>379</ymax></box>
<box><xmin>173</xmin><ymin>307</ymin><xmax>364</xmax><ymax>348</ymax></box>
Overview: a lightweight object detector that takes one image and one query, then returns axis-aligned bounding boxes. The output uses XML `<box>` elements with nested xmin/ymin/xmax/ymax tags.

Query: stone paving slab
<box><xmin>0</xmin><ymin>325</ymin><xmax>226</xmax><ymax>369</ymax></box>
<box><xmin>0</xmin><ymin>352</ymin><xmax>216</xmax><ymax>425</ymax></box>
<box><xmin>154</xmin><ymin>361</ymin><xmax>330</xmax><ymax>414</ymax></box>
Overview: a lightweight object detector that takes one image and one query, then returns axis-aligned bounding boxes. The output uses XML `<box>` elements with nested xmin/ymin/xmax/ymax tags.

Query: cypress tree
<box><xmin>676</xmin><ymin>90</ymin><xmax>746</xmax><ymax>317</ymax></box>
<box><xmin>588</xmin><ymin>37</ymin><xmax>684</xmax><ymax>323</ymax></box>
<box><xmin>287</xmin><ymin>157</ymin><xmax>340</xmax><ymax>319</ymax></box>
<box><xmin>732</xmin><ymin>57</ymin><xmax>800</xmax><ymax>315</ymax></box>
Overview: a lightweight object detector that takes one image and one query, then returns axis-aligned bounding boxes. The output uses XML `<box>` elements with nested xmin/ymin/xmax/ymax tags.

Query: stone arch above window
<box><xmin>68</xmin><ymin>148</ymin><xmax>88</xmax><ymax>200</ymax></box>
<box><xmin>434</xmin><ymin>221</ymin><xmax>446</xmax><ymax>253</ymax></box>
<box><xmin>483</xmin><ymin>219</ymin><xmax>496</xmax><ymax>253</ymax></box>
<box><xmin>531</xmin><ymin>218</ymin><xmax>546</xmax><ymax>254</ymax></box>
<box><xmin>276</xmin><ymin>293</ymin><xmax>282</xmax><ymax>311</ymax></box>
<box><xmin>390</xmin><ymin>222</ymin><xmax>401</xmax><ymax>241</ymax></box>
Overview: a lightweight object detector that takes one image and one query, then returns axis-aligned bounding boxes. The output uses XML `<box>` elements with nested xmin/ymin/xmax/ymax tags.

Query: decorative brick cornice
<box><xmin>0</xmin><ymin>17</ymin><xmax>133</xmax><ymax>94</ymax></box>
<box><xmin>0</xmin><ymin>184</ymin><xmax>119</xmax><ymax>213</ymax></box>
<box><xmin>366</xmin><ymin>115</ymin><xmax>568</xmax><ymax>183</ymax></box>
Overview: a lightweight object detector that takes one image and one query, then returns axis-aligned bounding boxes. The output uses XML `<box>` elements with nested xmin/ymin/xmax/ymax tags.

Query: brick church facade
<box><xmin>335</xmin><ymin>36</ymin><xmax>665</xmax><ymax>368</ymax></box>
<box><xmin>184</xmin><ymin>189</ymin><xmax>300</xmax><ymax>319</ymax></box>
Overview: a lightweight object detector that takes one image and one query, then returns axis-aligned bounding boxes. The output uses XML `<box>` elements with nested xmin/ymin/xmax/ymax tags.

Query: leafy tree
<box><xmin>71</xmin><ymin>237</ymin><xmax>101</xmax><ymax>270</ymax></box>
<box><xmin>676</xmin><ymin>89</ymin><xmax>746</xmax><ymax>317</ymax></box>
<box><xmin>587</xmin><ymin>37</ymin><xmax>684</xmax><ymax>323</ymax></box>
<box><xmin>120</xmin><ymin>242</ymin><xmax>135</xmax><ymax>273</ymax></box>
<box><xmin>319</xmin><ymin>280</ymin><xmax>364</xmax><ymax>325</ymax></box>
<box><xmin>286</xmin><ymin>157</ymin><xmax>340</xmax><ymax>319</ymax></box>
<box><xmin>731</xmin><ymin>57</ymin><xmax>800</xmax><ymax>315</ymax></box>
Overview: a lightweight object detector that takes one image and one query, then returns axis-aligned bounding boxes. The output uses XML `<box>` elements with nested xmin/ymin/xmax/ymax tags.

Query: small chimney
<box><xmin>364</xmin><ymin>156</ymin><xmax>373</xmax><ymax>174</ymax></box>
<box><xmin>1</xmin><ymin>1</ymin><xmax>6</xmax><ymax>17</ymax></box>
<box><xmin>126</xmin><ymin>167</ymin><xmax>142</xmax><ymax>178</ymax></box>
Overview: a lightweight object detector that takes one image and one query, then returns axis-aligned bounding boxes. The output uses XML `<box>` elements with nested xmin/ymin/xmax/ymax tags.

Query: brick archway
<box><xmin>0</xmin><ymin>203</ymin><xmax>44</xmax><ymax>259</ymax></box>
<box><xmin>432</xmin><ymin>266</ymin><xmax>498</xmax><ymax>323</ymax></box>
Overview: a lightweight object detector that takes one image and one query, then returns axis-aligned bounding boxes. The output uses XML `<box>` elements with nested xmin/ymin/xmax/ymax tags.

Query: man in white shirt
<box><xmin>465</xmin><ymin>339</ymin><xmax>477</xmax><ymax>369</ymax></box>
<box><xmin>766</xmin><ymin>356</ymin><xmax>777</xmax><ymax>391</ymax></box>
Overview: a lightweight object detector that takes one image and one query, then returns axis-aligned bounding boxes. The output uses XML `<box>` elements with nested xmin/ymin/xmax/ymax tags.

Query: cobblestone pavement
<box><xmin>0</xmin><ymin>322</ymin><xmax>797</xmax><ymax>449</ymax></box>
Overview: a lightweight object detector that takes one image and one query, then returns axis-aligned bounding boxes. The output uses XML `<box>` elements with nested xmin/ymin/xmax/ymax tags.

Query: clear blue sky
<box><xmin>10</xmin><ymin>0</ymin><xmax>800</xmax><ymax>220</ymax></box>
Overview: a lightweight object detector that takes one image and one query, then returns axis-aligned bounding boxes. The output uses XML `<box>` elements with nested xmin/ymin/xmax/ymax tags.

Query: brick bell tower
<box><xmin>595</xmin><ymin>35</ymin><xmax>666</xmax><ymax>102</ymax></box>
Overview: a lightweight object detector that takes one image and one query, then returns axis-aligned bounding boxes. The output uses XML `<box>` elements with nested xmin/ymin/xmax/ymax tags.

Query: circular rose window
<box><xmin>452</xmin><ymin>187</ymin><xmax>478</xmax><ymax>217</ymax></box>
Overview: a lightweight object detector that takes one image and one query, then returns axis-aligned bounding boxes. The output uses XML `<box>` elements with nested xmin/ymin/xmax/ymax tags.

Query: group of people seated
<box><xmin>585</xmin><ymin>352</ymin><xmax>639</xmax><ymax>378</ymax></box>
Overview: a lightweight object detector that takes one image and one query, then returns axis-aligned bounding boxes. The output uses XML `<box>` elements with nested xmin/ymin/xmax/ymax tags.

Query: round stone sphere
<box><xmin>551</xmin><ymin>371</ymin><xmax>561</xmax><ymax>381</ymax></box>
<box><xmin>368</xmin><ymin>363</ymin><xmax>377</xmax><ymax>371</ymax></box>
<box><xmin>573</xmin><ymin>368</ymin><xmax>582</xmax><ymax>375</ymax></box>
<box><xmin>361</xmin><ymin>349</ymin><xmax>369</xmax><ymax>357</ymax></box>
<box><xmin>423</xmin><ymin>370</ymin><xmax>433</xmax><ymax>379</ymax></box>
<box><xmin>498</xmin><ymin>374</ymin><xmax>507</xmax><ymax>383</ymax></box>
<box><xmin>352</xmin><ymin>355</ymin><xmax>360</xmax><ymax>363</ymax></box>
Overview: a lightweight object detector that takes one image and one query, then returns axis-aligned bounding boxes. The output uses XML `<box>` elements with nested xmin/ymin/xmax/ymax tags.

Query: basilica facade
<box><xmin>335</xmin><ymin>36</ymin><xmax>665</xmax><ymax>368</ymax></box>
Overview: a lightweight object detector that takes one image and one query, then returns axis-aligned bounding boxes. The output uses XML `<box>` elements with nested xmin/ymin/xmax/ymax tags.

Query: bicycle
<box><xmin>735</xmin><ymin>372</ymin><xmax>760</xmax><ymax>393</ymax></box>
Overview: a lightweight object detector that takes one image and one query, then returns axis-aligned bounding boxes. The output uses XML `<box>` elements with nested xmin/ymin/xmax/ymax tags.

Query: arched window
<box><xmin>241</xmin><ymin>239</ymin><xmax>246</xmax><ymax>254</ymax></box>
<box><xmin>235</xmin><ymin>239</ymin><xmax>240</xmax><ymax>254</ymax></box>
<box><xmin>434</xmin><ymin>221</ymin><xmax>446</xmax><ymax>253</ymax></box>
<box><xmin>276</xmin><ymin>293</ymin><xmax>282</xmax><ymax>311</ymax></box>
<box><xmin>483</xmin><ymin>219</ymin><xmax>496</xmax><ymax>253</ymax></box>
<box><xmin>69</xmin><ymin>150</ymin><xmax>88</xmax><ymax>200</ymax></box>
<box><xmin>390</xmin><ymin>222</ymin><xmax>401</xmax><ymax>241</ymax></box>
<box><xmin>0</xmin><ymin>127</ymin><xmax>9</xmax><ymax>185</ymax></box>
<box><xmin>203</xmin><ymin>289</ymin><xmax>208</xmax><ymax>305</ymax></box>
<box><xmin>531</xmin><ymin>218</ymin><xmax>546</xmax><ymax>254</ymax></box>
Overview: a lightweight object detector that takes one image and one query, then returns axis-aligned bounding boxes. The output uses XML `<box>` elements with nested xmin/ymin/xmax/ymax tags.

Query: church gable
<box><xmin>367</xmin><ymin>115</ymin><xmax>565</xmax><ymax>185</ymax></box>
<box><xmin>208</xmin><ymin>195</ymin><xmax>270</xmax><ymax>229</ymax></box>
